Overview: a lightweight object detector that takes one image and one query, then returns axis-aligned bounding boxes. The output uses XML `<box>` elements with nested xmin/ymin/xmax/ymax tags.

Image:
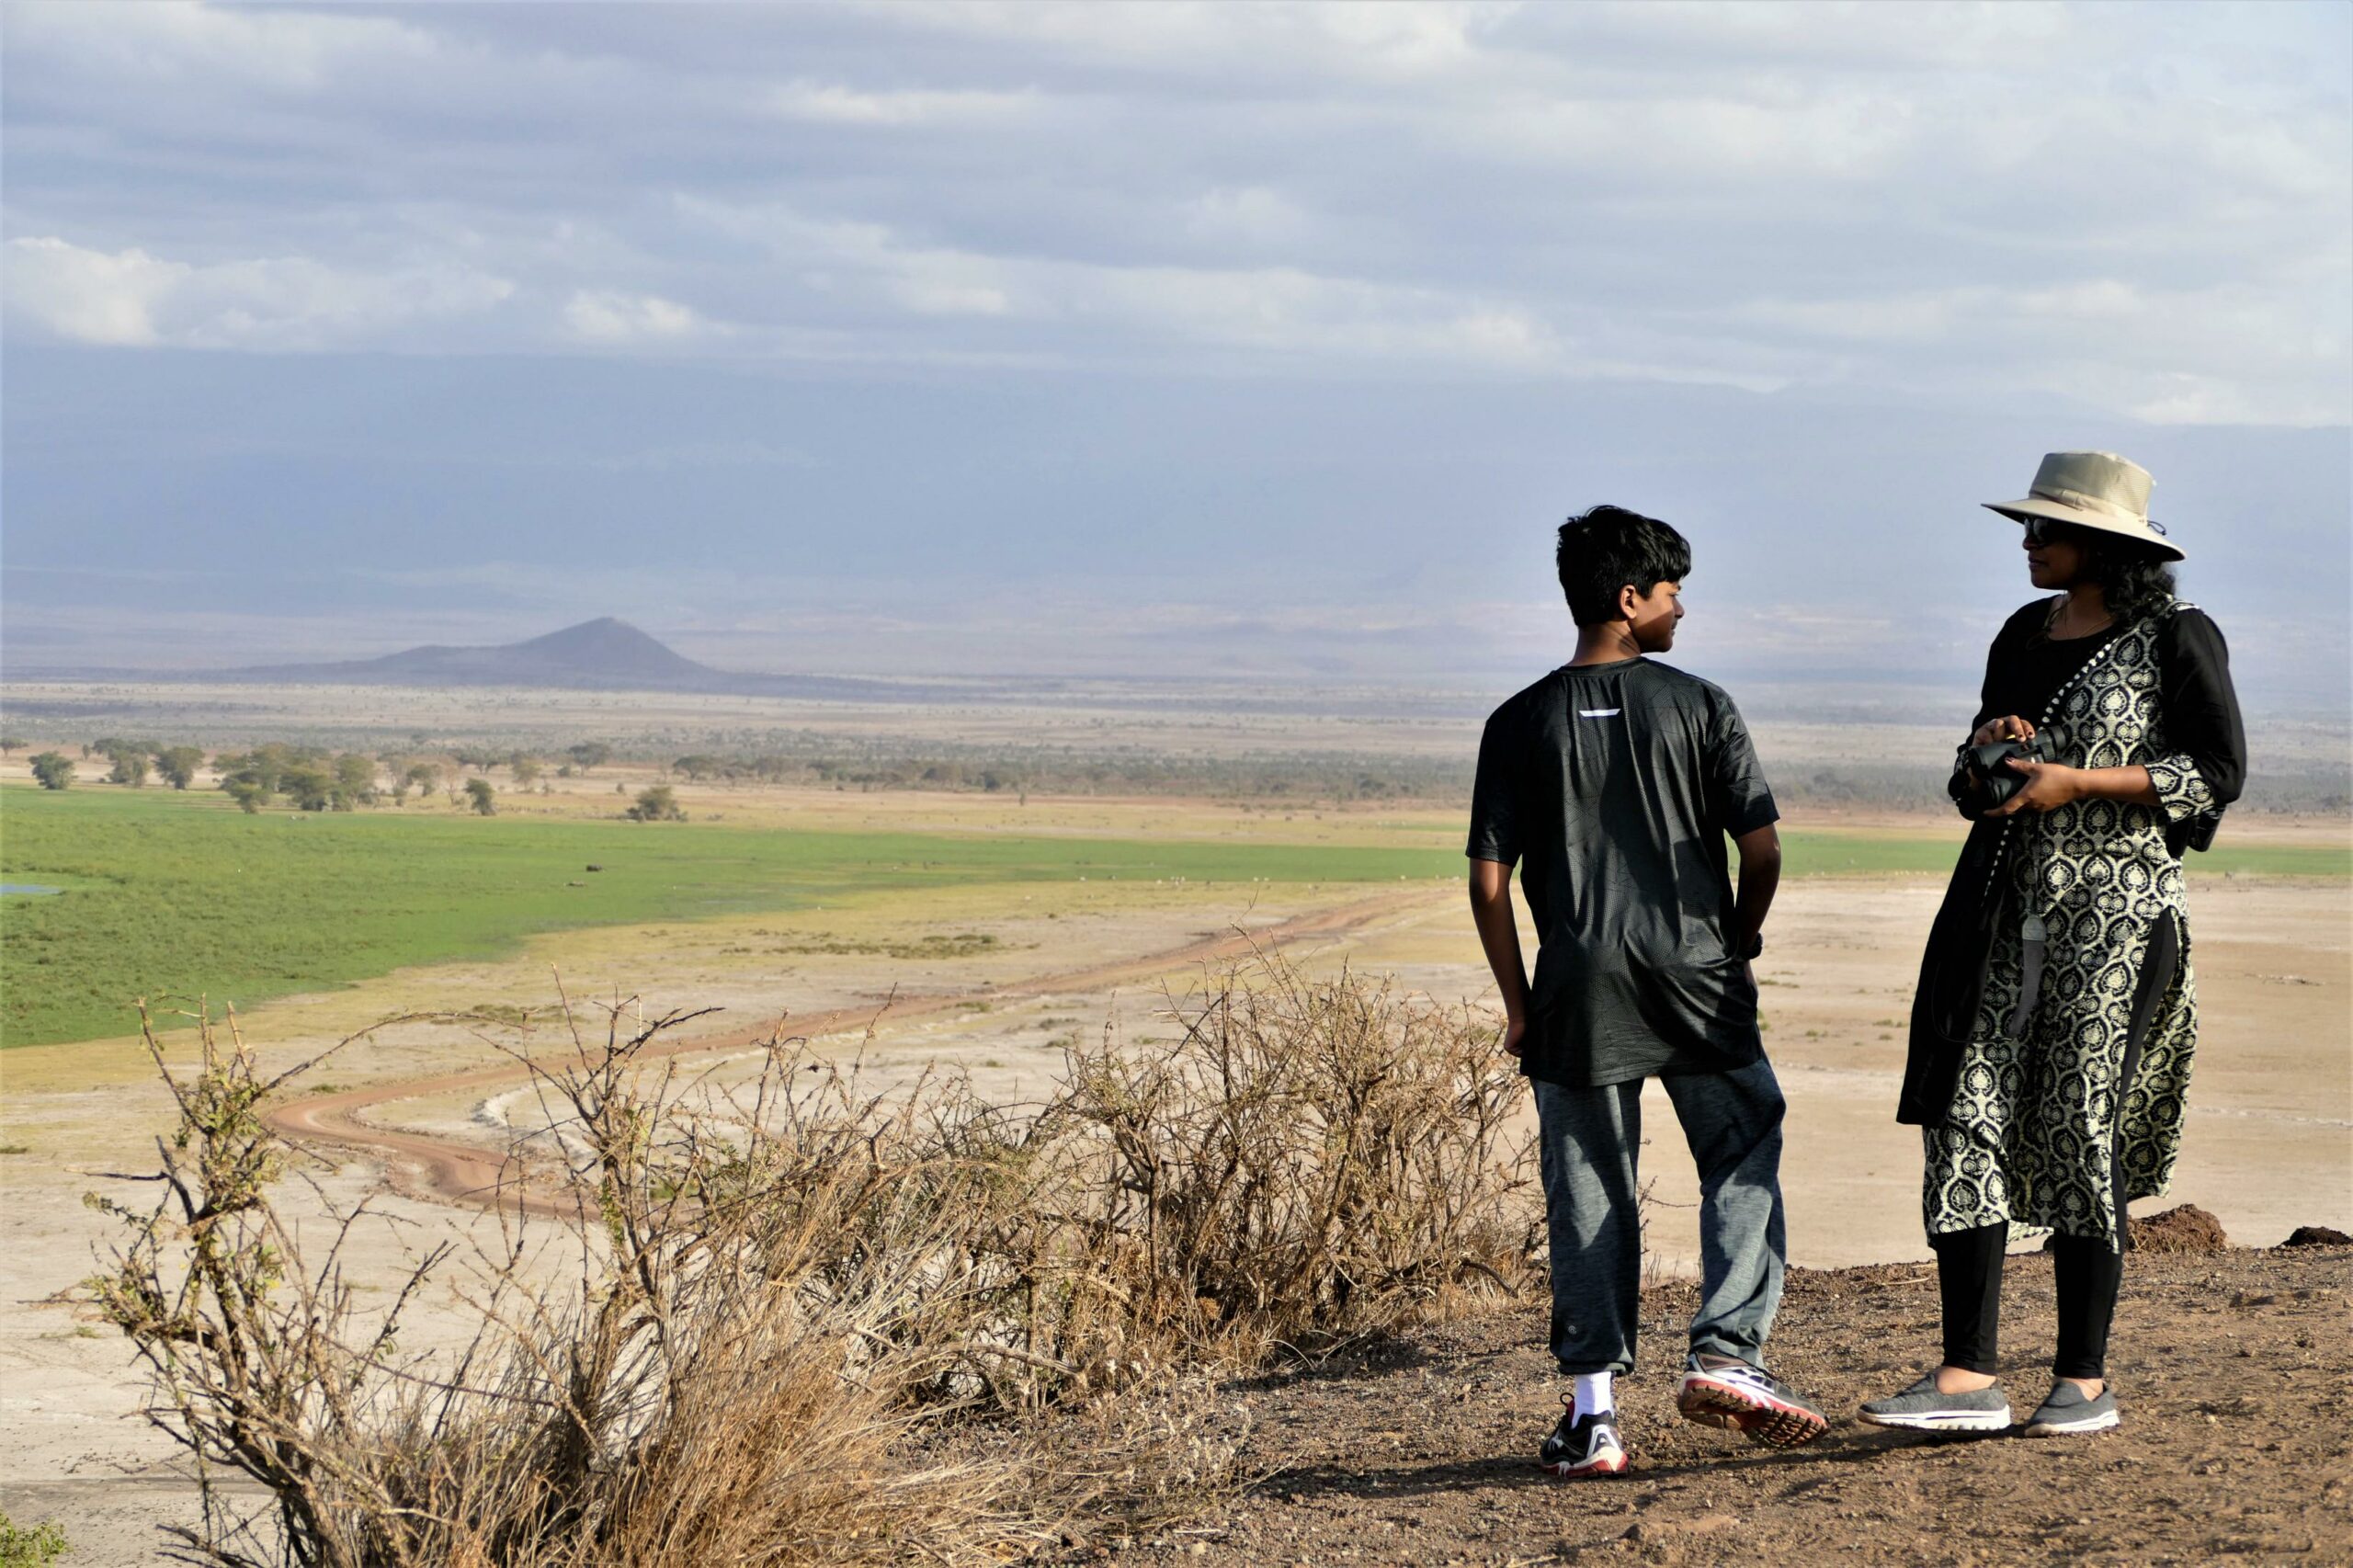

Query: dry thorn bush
<box><xmin>88</xmin><ymin>949</ymin><xmax>1540</xmax><ymax>1566</ymax></box>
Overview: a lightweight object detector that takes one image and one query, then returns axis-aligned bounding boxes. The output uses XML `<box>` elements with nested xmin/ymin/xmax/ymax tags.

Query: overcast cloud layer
<box><xmin>4</xmin><ymin>2</ymin><xmax>2347</xmax><ymax>710</ymax></box>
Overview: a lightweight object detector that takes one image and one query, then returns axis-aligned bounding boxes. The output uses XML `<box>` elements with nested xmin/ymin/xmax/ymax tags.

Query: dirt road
<box><xmin>265</xmin><ymin>888</ymin><xmax>1445</xmax><ymax>1214</ymax></box>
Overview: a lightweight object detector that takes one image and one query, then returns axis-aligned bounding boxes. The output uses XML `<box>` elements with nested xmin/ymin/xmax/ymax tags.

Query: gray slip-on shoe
<box><xmin>1859</xmin><ymin>1374</ymin><xmax>2013</xmax><ymax>1433</ymax></box>
<box><xmin>2024</xmin><ymin>1381</ymin><xmax>2120</xmax><ymax>1437</ymax></box>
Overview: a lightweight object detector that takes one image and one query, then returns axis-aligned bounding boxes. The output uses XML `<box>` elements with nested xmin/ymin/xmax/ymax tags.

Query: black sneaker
<box><xmin>1538</xmin><ymin>1396</ymin><xmax>1629</xmax><ymax>1477</ymax></box>
<box><xmin>1675</xmin><ymin>1353</ymin><xmax>1829</xmax><ymax>1448</ymax></box>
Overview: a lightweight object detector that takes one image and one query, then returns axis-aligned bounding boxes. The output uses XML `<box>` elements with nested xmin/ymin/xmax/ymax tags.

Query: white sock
<box><xmin>1573</xmin><ymin>1371</ymin><xmax>1615</xmax><ymax>1421</ymax></box>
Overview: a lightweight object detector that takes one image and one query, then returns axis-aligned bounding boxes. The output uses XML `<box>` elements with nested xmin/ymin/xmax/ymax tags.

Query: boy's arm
<box><xmin>1468</xmin><ymin>858</ymin><xmax>1531</xmax><ymax>1057</ymax></box>
<box><xmin>1730</xmin><ymin>824</ymin><xmax>1781</xmax><ymax>960</ymax></box>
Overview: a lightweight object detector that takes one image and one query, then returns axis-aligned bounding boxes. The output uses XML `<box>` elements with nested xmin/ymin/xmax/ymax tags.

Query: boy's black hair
<box><xmin>1555</xmin><ymin>505</ymin><xmax>1692</xmax><ymax>626</ymax></box>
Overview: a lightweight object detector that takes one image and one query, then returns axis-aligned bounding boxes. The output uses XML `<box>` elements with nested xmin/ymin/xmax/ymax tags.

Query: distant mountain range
<box><xmin>220</xmin><ymin>618</ymin><xmax>887</xmax><ymax>699</ymax></box>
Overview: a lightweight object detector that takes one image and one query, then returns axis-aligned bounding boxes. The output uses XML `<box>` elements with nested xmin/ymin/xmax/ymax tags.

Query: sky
<box><xmin>4</xmin><ymin>1</ymin><xmax>2347</xmax><ymax>711</ymax></box>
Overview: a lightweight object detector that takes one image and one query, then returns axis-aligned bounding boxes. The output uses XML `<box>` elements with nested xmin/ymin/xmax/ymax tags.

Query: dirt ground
<box><xmin>1109</xmin><ymin>1243</ymin><xmax>2353</xmax><ymax>1567</ymax></box>
<box><xmin>2</xmin><ymin>812</ymin><xmax>2346</xmax><ymax>1563</ymax></box>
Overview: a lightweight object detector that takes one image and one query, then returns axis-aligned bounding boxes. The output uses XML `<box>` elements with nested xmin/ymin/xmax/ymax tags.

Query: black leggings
<box><xmin>1934</xmin><ymin>1223</ymin><xmax>2122</xmax><ymax>1380</ymax></box>
<box><xmin>1932</xmin><ymin>911</ymin><xmax>2181</xmax><ymax>1382</ymax></box>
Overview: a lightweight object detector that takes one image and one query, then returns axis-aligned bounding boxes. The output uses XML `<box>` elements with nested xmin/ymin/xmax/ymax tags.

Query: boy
<box><xmin>1467</xmin><ymin>506</ymin><xmax>1825</xmax><ymax>1477</ymax></box>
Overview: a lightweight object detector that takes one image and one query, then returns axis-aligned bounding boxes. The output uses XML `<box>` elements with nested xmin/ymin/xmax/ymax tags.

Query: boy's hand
<box><xmin>1500</xmin><ymin>1014</ymin><xmax>1529</xmax><ymax>1057</ymax></box>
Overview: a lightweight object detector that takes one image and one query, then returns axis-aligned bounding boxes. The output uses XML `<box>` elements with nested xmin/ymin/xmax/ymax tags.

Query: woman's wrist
<box><xmin>2067</xmin><ymin>765</ymin><xmax>2160</xmax><ymax>807</ymax></box>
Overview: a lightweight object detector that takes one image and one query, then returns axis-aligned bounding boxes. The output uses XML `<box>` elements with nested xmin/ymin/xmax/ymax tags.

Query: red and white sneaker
<box><xmin>1538</xmin><ymin>1398</ymin><xmax>1629</xmax><ymax>1477</ymax></box>
<box><xmin>1675</xmin><ymin>1353</ymin><xmax>1829</xmax><ymax>1448</ymax></box>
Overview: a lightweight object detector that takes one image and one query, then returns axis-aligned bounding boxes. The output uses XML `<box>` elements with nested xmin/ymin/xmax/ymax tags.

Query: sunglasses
<box><xmin>2020</xmin><ymin>517</ymin><xmax>2084</xmax><ymax>547</ymax></box>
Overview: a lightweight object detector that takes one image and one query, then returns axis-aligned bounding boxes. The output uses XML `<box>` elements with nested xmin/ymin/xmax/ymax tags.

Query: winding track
<box><xmin>264</xmin><ymin>888</ymin><xmax>1447</xmax><ymax>1216</ymax></box>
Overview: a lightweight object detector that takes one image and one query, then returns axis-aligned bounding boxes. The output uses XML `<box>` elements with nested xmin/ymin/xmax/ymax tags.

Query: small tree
<box><xmin>465</xmin><ymin>778</ymin><xmax>496</xmax><ymax>816</ymax></box>
<box><xmin>225</xmin><ymin>781</ymin><xmax>267</xmax><ymax>814</ymax></box>
<box><xmin>0</xmin><ymin>736</ymin><xmax>28</xmax><ymax>756</ymax></box>
<box><xmin>216</xmin><ymin>744</ymin><xmax>304</xmax><ymax>797</ymax></box>
<box><xmin>332</xmin><ymin>753</ymin><xmax>378</xmax><ymax>807</ymax></box>
<box><xmin>626</xmin><ymin>784</ymin><xmax>687</xmax><ymax>823</ymax></box>
<box><xmin>510</xmin><ymin>756</ymin><xmax>542</xmax><ymax>788</ymax></box>
<box><xmin>566</xmin><ymin>741</ymin><xmax>612</xmax><ymax>772</ymax></box>
<box><xmin>28</xmin><ymin>752</ymin><xmax>73</xmax><ymax>790</ymax></box>
<box><xmin>107</xmin><ymin>749</ymin><xmax>152</xmax><ymax>787</ymax></box>
<box><xmin>280</xmin><ymin>767</ymin><xmax>335</xmax><ymax>812</ymax></box>
<box><xmin>154</xmin><ymin>745</ymin><xmax>206</xmax><ymax>790</ymax></box>
<box><xmin>404</xmin><ymin>761</ymin><xmax>442</xmax><ymax>800</ymax></box>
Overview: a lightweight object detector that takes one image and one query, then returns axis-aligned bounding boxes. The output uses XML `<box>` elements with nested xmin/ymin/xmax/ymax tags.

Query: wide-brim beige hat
<box><xmin>1983</xmin><ymin>449</ymin><xmax>2183</xmax><ymax>562</ymax></box>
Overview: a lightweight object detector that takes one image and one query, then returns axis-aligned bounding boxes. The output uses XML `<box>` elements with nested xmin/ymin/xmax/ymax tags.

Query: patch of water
<box><xmin>0</xmin><ymin>883</ymin><xmax>61</xmax><ymax>896</ymax></box>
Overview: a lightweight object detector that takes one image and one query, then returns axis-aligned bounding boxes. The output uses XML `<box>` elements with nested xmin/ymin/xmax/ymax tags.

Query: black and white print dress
<box><xmin>1923</xmin><ymin>597</ymin><xmax>2245</xmax><ymax>1244</ymax></box>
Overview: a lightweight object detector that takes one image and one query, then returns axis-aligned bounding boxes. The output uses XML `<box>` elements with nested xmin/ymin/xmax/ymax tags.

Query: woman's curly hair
<box><xmin>2085</xmin><ymin>531</ymin><xmax>2178</xmax><ymax>624</ymax></box>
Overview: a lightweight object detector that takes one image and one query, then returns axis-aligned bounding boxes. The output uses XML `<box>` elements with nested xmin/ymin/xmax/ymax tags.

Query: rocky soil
<box><xmin>1090</xmin><ymin>1236</ymin><xmax>2350</xmax><ymax>1567</ymax></box>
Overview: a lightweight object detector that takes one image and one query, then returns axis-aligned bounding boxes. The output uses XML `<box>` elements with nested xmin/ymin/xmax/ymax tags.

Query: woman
<box><xmin>1866</xmin><ymin>450</ymin><xmax>2245</xmax><ymax>1437</ymax></box>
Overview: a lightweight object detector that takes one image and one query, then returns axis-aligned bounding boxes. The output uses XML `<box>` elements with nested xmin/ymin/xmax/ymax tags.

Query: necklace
<box><xmin>2043</xmin><ymin>595</ymin><xmax>2113</xmax><ymax>641</ymax></box>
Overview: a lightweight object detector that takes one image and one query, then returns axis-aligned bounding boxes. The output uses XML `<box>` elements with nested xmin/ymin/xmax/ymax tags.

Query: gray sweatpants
<box><xmin>1533</xmin><ymin>1057</ymin><xmax>1788</xmax><ymax>1376</ymax></box>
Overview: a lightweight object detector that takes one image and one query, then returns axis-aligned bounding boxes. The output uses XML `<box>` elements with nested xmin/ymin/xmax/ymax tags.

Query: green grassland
<box><xmin>3</xmin><ymin>787</ymin><xmax>2341</xmax><ymax>1049</ymax></box>
<box><xmin>2</xmin><ymin>787</ymin><xmax>1458</xmax><ymax>1047</ymax></box>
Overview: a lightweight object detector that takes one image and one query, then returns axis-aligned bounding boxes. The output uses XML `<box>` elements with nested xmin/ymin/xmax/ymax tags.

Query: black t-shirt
<box><xmin>1467</xmin><ymin>658</ymin><xmax>1779</xmax><ymax>1087</ymax></box>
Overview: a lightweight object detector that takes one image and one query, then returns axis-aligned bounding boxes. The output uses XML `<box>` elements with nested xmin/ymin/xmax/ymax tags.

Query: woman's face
<box><xmin>2021</xmin><ymin>519</ymin><xmax>2091</xmax><ymax>590</ymax></box>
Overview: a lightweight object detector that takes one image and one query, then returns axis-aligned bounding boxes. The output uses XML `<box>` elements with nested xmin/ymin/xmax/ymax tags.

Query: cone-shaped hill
<box><xmin>226</xmin><ymin>618</ymin><xmax>738</xmax><ymax>692</ymax></box>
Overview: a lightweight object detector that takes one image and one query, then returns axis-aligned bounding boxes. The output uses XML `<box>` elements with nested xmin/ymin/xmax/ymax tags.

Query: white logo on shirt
<box><xmin>1577</xmin><ymin>708</ymin><xmax>1621</xmax><ymax>718</ymax></box>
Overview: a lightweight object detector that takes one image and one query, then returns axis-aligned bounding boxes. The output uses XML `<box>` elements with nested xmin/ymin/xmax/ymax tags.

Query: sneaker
<box><xmin>1859</xmin><ymin>1373</ymin><xmax>2014</xmax><ymax>1433</ymax></box>
<box><xmin>1674</xmin><ymin>1354</ymin><xmax>1829</xmax><ymax>1447</ymax></box>
<box><xmin>2024</xmin><ymin>1381</ymin><xmax>2120</xmax><ymax>1437</ymax></box>
<box><xmin>1538</xmin><ymin>1397</ymin><xmax>1629</xmax><ymax>1477</ymax></box>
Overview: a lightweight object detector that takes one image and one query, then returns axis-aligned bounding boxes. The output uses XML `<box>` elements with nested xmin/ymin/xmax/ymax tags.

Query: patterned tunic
<box><xmin>1923</xmin><ymin>598</ymin><xmax>2238</xmax><ymax>1244</ymax></box>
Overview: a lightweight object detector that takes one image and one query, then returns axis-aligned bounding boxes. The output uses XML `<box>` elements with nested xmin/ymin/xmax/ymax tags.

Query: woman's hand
<box><xmin>1983</xmin><ymin>757</ymin><xmax>2081</xmax><ymax>816</ymax></box>
<box><xmin>1972</xmin><ymin>715</ymin><xmax>2037</xmax><ymax>746</ymax></box>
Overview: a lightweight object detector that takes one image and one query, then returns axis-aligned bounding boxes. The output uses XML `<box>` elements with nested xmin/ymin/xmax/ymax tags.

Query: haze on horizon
<box><xmin>3</xmin><ymin>2</ymin><xmax>2347</xmax><ymax>713</ymax></box>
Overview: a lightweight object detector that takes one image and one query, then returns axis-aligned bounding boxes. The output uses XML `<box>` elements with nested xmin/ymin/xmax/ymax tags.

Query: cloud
<box><xmin>1726</xmin><ymin>277</ymin><xmax>2351</xmax><ymax>426</ymax></box>
<box><xmin>562</xmin><ymin>289</ymin><xmax>710</xmax><ymax>345</ymax></box>
<box><xmin>581</xmin><ymin>439</ymin><xmax>816</xmax><ymax>473</ymax></box>
<box><xmin>5</xmin><ymin>0</ymin><xmax>441</xmax><ymax>94</ymax></box>
<box><xmin>0</xmin><ymin>2</ymin><xmax>2344</xmax><ymax>422</ymax></box>
<box><xmin>765</xmin><ymin>79</ymin><xmax>1040</xmax><ymax>127</ymax></box>
<box><xmin>1180</xmin><ymin>186</ymin><xmax>1315</xmax><ymax>248</ymax></box>
<box><xmin>3</xmin><ymin>236</ymin><xmax>514</xmax><ymax>349</ymax></box>
<box><xmin>682</xmin><ymin>195</ymin><xmax>1555</xmax><ymax>369</ymax></box>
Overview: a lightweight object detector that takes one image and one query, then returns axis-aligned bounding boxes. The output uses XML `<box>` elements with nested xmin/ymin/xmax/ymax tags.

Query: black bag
<box><xmin>1899</xmin><ymin>825</ymin><xmax>2012</xmax><ymax>1127</ymax></box>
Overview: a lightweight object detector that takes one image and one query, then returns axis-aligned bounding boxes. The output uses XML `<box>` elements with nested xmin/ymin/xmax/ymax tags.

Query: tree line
<box><xmin>17</xmin><ymin>739</ymin><xmax>507</xmax><ymax>815</ymax></box>
<box><xmin>7</xmin><ymin>732</ymin><xmax>1499</xmax><ymax>812</ymax></box>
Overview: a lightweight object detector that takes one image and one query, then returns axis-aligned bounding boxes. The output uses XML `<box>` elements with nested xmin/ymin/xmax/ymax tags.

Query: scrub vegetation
<box><xmin>0</xmin><ymin>1511</ymin><xmax>68</xmax><ymax>1568</ymax></box>
<box><xmin>89</xmin><ymin>952</ymin><xmax>1536</xmax><ymax>1565</ymax></box>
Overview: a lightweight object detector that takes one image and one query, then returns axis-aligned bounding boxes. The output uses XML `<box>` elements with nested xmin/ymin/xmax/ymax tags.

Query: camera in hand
<box><xmin>1963</xmin><ymin>733</ymin><xmax>2055</xmax><ymax>811</ymax></box>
